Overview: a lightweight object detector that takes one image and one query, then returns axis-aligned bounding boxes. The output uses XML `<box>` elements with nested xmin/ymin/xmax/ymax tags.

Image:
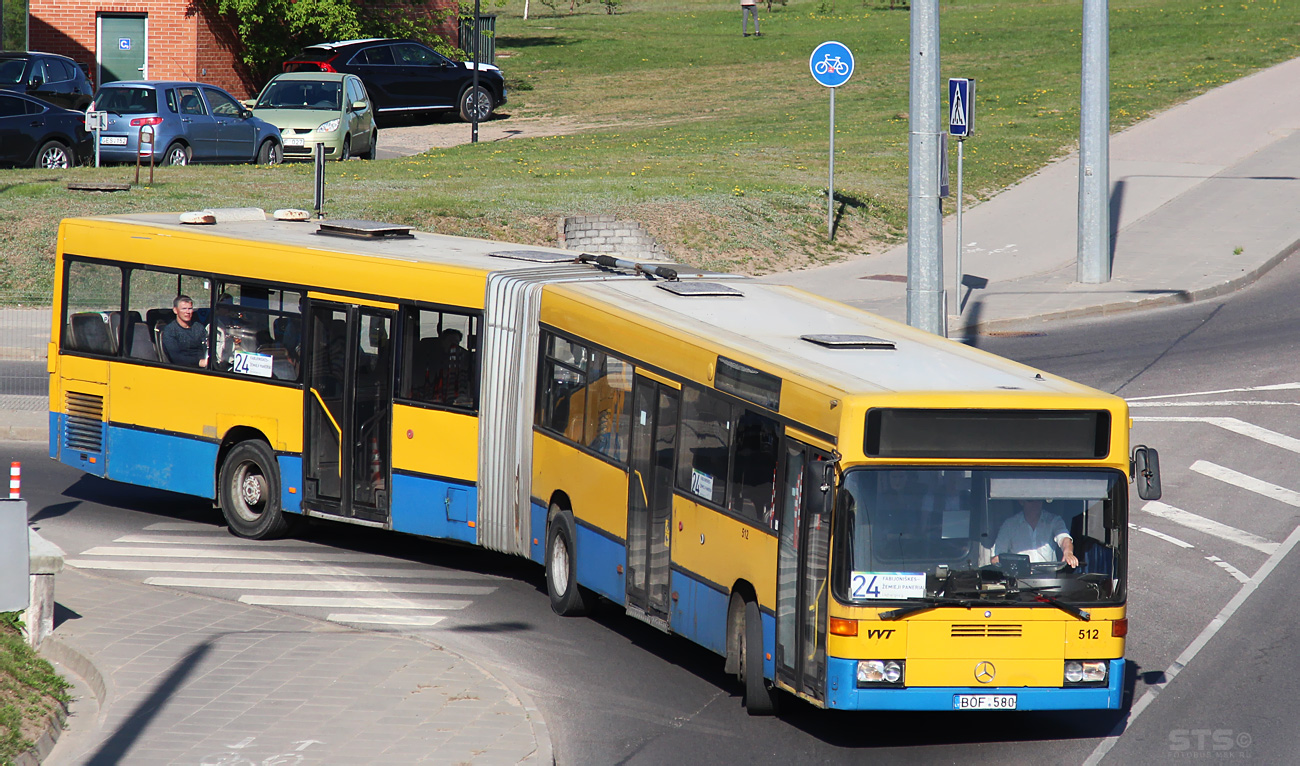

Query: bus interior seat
<box><xmin>69</xmin><ymin>312</ymin><xmax>116</xmax><ymax>355</ymax></box>
<box><xmin>145</xmin><ymin>308</ymin><xmax>173</xmax><ymax>336</ymax></box>
<box><xmin>124</xmin><ymin>312</ymin><xmax>158</xmax><ymax>360</ymax></box>
<box><xmin>154</xmin><ymin>325</ymin><xmax>172</xmax><ymax>363</ymax></box>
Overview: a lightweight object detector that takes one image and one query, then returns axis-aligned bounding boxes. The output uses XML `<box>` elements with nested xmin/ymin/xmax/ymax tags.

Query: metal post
<box><xmin>828</xmin><ymin>87</ymin><xmax>835</xmax><ymax>240</ymax></box>
<box><xmin>471</xmin><ymin>0</ymin><xmax>481</xmax><ymax>144</ymax></box>
<box><xmin>954</xmin><ymin>137</ymin><xmax>964</xmax><ymax>317</ymax></box>
<box><xmin>907</xmin><ymin>0</ymin><xmax>944</xmax><ymax>336</ymax></box>
<box><xmin>313</xmin><ymin>142</ymin><xmax>325</xmax><ymax>218</ymax></box>
<box><xmin>1078</xmin><ymin>0</ymin><xmax>1110</xmax><ymax>283</ymax></box>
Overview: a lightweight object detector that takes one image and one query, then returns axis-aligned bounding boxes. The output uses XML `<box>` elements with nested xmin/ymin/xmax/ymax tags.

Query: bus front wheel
<box><xmin>546</xmin><ymin>507</ymin><xmax>589</xmax><ymax>616</ymax></box>
<box><xmin>220</xmin><ymin>440</ymin><xmax>293</xmax><ymax>540</ymax></box>
<box><xmin>742</xmin><ymin>598</ymin><xmax>779</xmax><ymax>716</ymax></box>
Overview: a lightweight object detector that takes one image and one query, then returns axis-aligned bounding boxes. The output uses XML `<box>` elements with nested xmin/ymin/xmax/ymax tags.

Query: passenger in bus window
<box><xmin>434</xmin><ymin>328</ymin><xmax>471</xmax><ymax>405</ymax></box>
<box><xmin>161</xmin><ymin>295</ymin><xmax>208</xmax><ymax>368</ymax></box>
<box><xmin>992</xmin><ymin>499</ymin><xmax>1078</xmax><ymax>567</ymax></box>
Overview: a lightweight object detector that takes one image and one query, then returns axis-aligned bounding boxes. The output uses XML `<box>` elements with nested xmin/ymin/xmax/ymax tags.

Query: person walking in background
<box><xmin>741</xmin><ymin>0</ymin><xmax>760</xmax><ymax>37</ymax></box>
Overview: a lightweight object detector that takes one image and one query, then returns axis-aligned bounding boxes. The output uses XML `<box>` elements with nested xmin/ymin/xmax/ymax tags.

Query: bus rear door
<box><xmin>625</xmin><ymin>378</ymin><xmax>679</xmax><ymax>626</ymax></box>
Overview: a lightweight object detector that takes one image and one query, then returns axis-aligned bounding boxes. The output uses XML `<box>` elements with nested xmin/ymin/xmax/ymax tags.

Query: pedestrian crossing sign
<box><xmin>949</xmin><ymin>78</ymin><xmax>974</xmax><ymax>138</ymax></box>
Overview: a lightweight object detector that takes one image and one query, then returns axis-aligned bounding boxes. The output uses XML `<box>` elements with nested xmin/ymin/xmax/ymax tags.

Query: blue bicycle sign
<box><xmin>809</xmin><ymin>41</ymin><xmax>853</xmax><ymax>88</ymax></box>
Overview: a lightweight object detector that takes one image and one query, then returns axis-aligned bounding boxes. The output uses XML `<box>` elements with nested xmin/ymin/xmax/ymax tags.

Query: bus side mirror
<box><xmin>1132</xmin><ymin>445</ymin><xmax>1161</xmax><ymax>501</ymax></box>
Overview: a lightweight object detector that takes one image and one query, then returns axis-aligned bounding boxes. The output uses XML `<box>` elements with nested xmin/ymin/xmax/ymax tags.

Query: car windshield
<box><xmin>833</xmin><ymin>467</ymin><xmax>1125</xmax><ymax>606</ymax></box>
<box><xmin>0</xmin><ymin>58</ymin><xmax>28</xmax><ymax>85</ymax></box>
<box><xmin>256</xmin><ymin>80</ymin><xmax>342</xmax><ymax>110</ymax></box>
<box><xmin>95</xmin><ymin>87</ymin><xmax>157</xmax><ymax>115</ymax></box>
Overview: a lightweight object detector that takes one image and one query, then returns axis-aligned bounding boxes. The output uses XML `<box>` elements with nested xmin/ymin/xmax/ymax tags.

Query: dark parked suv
<box><xmin>282</xmin><ymin>39</ymin><xmax>505</xmax><ymax>124</ymax></box>
<box><xmin>0</xmin><ymin>51</ymin><xmax>94</xmax><ymax>111</ymax></box>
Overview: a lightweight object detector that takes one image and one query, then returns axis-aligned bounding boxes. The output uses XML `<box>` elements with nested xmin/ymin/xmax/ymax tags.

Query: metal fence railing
<box><xmin>459</xmin><ymin>14</ymin><xmax>498</xmax><ymax>65</ymax></box>
<box><xmin>0</xmin><ymin>291</ymin><xmax>51</xmax><ymax>405</ymax></box>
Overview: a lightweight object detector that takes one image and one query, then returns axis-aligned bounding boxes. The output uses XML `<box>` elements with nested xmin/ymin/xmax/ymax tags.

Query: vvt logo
<box><xmin>864</xmin><ymin>628</ymin><xmax>895</xmax><ymax>639</ymax></box>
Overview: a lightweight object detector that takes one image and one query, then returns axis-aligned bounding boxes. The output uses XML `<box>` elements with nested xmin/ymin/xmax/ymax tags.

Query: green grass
<box><xmin>1</xmin><ymin>0</ymin><xmax>1297</xmax><ymax>296</ymax></box>
<box><xmin>0</xmin><ymin>616</ymin><xmax>69</xmax><ymax>764</ymax></box>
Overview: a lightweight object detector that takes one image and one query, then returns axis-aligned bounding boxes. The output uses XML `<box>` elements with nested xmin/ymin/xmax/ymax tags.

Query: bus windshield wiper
<box><xmin>1017</xmin><ymin>587</ymin><xmax>1090</xmax><ymax>621</ymax></box>
<box><xmin>879</xmin><ymin>596</ymin><xmax>977</xmax><ymax>621</ymax></box>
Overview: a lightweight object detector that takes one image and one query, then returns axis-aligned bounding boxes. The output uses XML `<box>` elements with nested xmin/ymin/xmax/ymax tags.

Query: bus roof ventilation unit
<box><xmin>315</xmin><ymin>219</ymin><xmax>414</xmax><ymax>240</ymax></box>
<box><xmin>488</xmin><ymin>249</ymin><xmax>576</xmax><ymax>263</ymax></box>
<box><xmin>656</xmin><ymin>282</ymin><xmax>744</xmax><ymax>297</ymax></box>
<box><xmin>801</xmin><ymin>333</ymin><xmax>896</xmax><ymax>349</ymax></box>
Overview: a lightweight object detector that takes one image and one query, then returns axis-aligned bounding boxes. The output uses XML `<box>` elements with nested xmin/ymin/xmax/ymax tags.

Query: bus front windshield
<box><xmin>833</xmin><ymin>468</ymin><xmax>1125</xmax><ymax>607</ymax></box>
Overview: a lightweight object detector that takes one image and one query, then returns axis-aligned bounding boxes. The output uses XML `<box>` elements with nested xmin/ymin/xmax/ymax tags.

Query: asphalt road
<box><xmin>12</xmin><ymin>253</ymin><xmax>1300</xmax><ymax>764</ymax></box>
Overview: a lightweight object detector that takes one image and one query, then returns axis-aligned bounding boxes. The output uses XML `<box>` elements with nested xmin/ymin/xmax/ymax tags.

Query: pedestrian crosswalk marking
<box><xmin>1190</xmin><ymin>460</ymin><xmax>1300</xmax><ymax>508</ymax></box>
<box><xmin>240</xmin><ymin>595</ymin><xmax>471</xmax><ymax>610</ymax></box>
<box><xmin>328</xmin><ymin>614</ymin><xmax>446</xmax><ymax>627</ymax></box>
<box><xmin>1141</xmin><ymin>501</ymin><xmax>1279</xmax><ymax>554</ymax></box>
<box><xmin>1129</xmin><ymin>522</ymin><xmax>1194</xmax><ymax>549</ymax></box>
<box><xmin>116</xmin><ymin>534</ymin><xmax>316</xmax><ymax>547</ymax></box>
<box><xmin>66</xmin><ymin>560</ymin><xmax>442</xmax><ymax>576</ymax></box>
<box><xmin>1205</xmin><ymin>555</ymin><xmax>1250</xmax><ymax>584</ymax></box>
<box><xmin>144</xmin><ymin>577</ymin><xmax>496</xmax><ymax>594</ymax></box>
<box><xmin>85</xmin><ymin>545</ymin><xmax>392</xmax><ymax>563</ymax></box>
<box><xmin>1132</xmin><ymin>416</ymin><xmax>1300</xmax><ymax>455</ymax></box>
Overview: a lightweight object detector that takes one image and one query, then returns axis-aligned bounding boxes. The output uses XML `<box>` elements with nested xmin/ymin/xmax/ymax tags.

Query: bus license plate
<box><xmin>955</xmin><ymin>694</ymin><xmax>1017</xmax><ymax>710</ymax></box>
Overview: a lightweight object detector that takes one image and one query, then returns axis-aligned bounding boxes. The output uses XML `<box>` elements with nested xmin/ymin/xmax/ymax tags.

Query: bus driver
<box><xmin>992</xmin><ymin>498</ymin><xmax>1078</xmax><ymax>568</ymax></box>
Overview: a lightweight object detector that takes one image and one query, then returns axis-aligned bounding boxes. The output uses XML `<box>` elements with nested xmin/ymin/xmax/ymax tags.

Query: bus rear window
<box><xmin>864</xmin><ymin>408</ymin><xmax>1110</xmax><ymax>459</ymax></box>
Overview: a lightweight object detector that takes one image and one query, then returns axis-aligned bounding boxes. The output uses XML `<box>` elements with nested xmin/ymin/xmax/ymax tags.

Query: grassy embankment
<box><xmin>0</xmin><ymin>0</ymin><xmax>1296</xmax><ymax>298</ymax></box>
<box><xmin>0</xmin><ymin>615</ymin><xmax>69</xmax><ymax>765</ymax></box>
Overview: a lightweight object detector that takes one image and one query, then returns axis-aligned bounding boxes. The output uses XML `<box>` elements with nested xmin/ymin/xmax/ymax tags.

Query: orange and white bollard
<box><xmin>8</xmin><ymin>462</ymin><xmax>19</xmax><ymax>500</ymax></box>
<box><xmin>369</xmin><ymin>438</ymin><xmax>382</xmax><ymax>489</ymax></box>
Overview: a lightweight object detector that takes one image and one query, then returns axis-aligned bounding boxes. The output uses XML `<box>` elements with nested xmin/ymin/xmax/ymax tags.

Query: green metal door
<box><xmin>99</xmin><ymin>16</ymin><xmax>146</xmax><ymax>85</ymax></box>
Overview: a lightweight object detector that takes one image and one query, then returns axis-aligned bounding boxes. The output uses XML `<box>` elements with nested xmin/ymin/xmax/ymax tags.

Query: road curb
<box><xmin>959</xmin><ymin>235</ymin><xmax>1300</xmax><ymax>336</ymax></box>
<box><xmin>0</xmin><ymin>425</ymin><xmax>45</xmax><ymax>443</ymax></box>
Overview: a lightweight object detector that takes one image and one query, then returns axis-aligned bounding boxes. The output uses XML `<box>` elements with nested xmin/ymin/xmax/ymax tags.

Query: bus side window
<box><xmin>398</xmin><ymin>307</ymin><xmax>479</xmax><ymax>409</ymax></box>
<box><xmin>676</xmin><ymin>387</ymin><xmax>734</xmax><ymax>507</ymax></box>
<box><xmin>62</xmin><ymin>261</ymin><xmax>124</xmax><ymax>355</ymax></box>
<box><xmin>729</xmin><ymin>408</ymin><xmax>781</xmax><ymax>527</ymax></box>
<box><xmin>583</xmin><ymin>352</ymin><xmax>632</xmax><ymax>463</ymax></box>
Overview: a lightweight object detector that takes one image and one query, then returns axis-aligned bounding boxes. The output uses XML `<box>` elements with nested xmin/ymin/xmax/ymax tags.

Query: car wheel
<box><xmin>340</xmin><ymin>136</ymin><xmax>351</xmax><ymax>161</ymax></box>
<box><xmin>459</xmin><ymin>85</ymin><xmax>493</xmax><ymax>123</ymax></box>
<box><xmin>256</xmin><ymin>139</ymin><xmax>282</xmax><ymax>165</ymax></box>
<box><xmin>35</xmin><ymin>141</ymin><xmax>72</xmax><ymax>169</ymax></box>
<box><xmin>361</xmin><ymin>130</ymin><xmax>377</xmax><ymax>160</ymax></box>
<box><xmin>164</xmin><ymin>142</ymin><xmax>190</xmax><ymax>166</ymax></box>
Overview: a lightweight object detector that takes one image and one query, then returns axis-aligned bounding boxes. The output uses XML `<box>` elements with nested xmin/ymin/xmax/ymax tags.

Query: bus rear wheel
<box><xmin>220</xmin><ymin>440</ymin><xmax>293</xmax><ymax>540</ymax></box>
<box><xmin>742</xmin><ymin>598</ymin><xmax>779</xmax><ymax>716</ymax></box>
<box><xmin>546</xmin><ymin>507</ymin><xmax>589</xmax><ymax>616</ymax></box>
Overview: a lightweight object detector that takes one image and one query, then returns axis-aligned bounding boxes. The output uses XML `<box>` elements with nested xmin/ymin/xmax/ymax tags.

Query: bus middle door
<box><xmin>302</xmin><ymin>300</ymin><xmax>395</xmax><ymax>525</ymax></box>
<box><xmin>626</xmin><ymin>378</ymin><xmax>679</xmax><ymax>626</ymax></box>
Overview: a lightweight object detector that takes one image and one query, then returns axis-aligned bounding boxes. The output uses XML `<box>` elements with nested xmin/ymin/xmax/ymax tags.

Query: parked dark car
<box><xmin>91</xmin><ymin>81</ymin><xmax>283</xmax><ymax>166</ymax></box>
<box><xmin>0</xmin><ymin>91</ymin><xmax>91</xmax><ymax>168</ymax></box>
<box><xmin>0</xmin><ymin>51</ymin><xmax>94</xmax><ymax>112</ymax></box>
<box><xmin>282</xmin><ymin>38</ymin><xmax>505</xmax><ymax>124</ymax></box>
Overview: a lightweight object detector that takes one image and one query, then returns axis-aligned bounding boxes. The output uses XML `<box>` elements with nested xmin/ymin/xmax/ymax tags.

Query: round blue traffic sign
<box><xmin>810</xmin><ymin>41</ymin><xmax>853</xmax><ymax>88</ymax></box>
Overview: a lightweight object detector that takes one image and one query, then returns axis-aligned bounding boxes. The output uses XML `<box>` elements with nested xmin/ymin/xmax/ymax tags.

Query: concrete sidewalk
<box><xmin>39</xmin><ymin>568</ymin><xmax>551</xmax><ymax>765</ymax></box>
<box><xmin>764</xmin><ymin>56</ymin><xmax>1300</xmax><ymax>334</ymax></box>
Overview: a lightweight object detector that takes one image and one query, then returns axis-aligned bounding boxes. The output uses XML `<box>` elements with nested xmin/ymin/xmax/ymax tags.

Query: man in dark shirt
<box><xmin>161</xmin><ymin>294</ymin><xmax>208</xmax><ymax>367</ymax></box>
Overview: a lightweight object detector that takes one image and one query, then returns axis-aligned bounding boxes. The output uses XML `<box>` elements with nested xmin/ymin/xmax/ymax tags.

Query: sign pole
<box><xmin>954</xmin><ymin>137</ymin><xmax>964</xmax><ymax>316</ymax></box>
<box><xmin>809</xmin><ymin>41</ymin><xmax>853</xmax><ymax>242</ymax></box>
<box><xmin>828</xmin><ymin>87</ymin><xmax>835</xmax><ymax>240</ymax></box>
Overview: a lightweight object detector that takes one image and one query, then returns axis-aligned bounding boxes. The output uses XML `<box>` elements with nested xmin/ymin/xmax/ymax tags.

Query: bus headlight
<box><xmin>857</xmin><ymin>659</ymin><xmax>904</xmax><ymax>686</ymax></box>
<box><xmin>1065</xmin><ymin>660</ymin><xmax>1108</xmax><ymax>685</ymax></box>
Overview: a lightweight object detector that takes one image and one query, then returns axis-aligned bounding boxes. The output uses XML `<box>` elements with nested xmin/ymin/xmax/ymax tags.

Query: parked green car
<box><xmin>247</xmin><ymin>72</ymin><xmax>377</xmax><ymax>160</ymax></box>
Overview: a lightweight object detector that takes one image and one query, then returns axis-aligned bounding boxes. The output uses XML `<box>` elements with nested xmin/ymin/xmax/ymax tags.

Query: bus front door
<box><xmin>774</xmin><ymin>442</ymin><xmax>832</xmax><ymax>700</ymax></box>
<box><xmin>626</xmin><ymin>379</ymin><xmax>679</xmax><ymax>625</ymax></box>
<box><xmin>303</xmin><ymin>302</ymin><xmax>395</xmax><ymax>525</ymax></box>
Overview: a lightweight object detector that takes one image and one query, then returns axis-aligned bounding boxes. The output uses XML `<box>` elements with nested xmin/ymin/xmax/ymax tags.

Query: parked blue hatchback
<box><xmin>90</xmin><ymin>81</ymin><xmax>284</xmax><ymax>165</ymax></box>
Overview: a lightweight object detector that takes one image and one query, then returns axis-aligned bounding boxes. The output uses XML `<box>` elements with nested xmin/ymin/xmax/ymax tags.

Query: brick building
<box><xmin>27</xmin><ymin>0</ymin><xmax>459</xmax><ymax>100</ymax></box>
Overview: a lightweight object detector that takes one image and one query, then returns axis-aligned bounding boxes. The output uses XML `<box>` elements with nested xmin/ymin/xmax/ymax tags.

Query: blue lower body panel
<box><xmin>529</xmin><ymin>501</ymin><xmax>547</xmax><ymax>565</ymax></box>
<box><xmin>668</xmin><ymin>569</ymin><xmax>731</xmax><ymax>658</ymax></box>
<box><xmin>277</xmin><ymin>455</ymin><xmax>303</xmax><ymax>513</ymax></box>
<box><xmin>390</xmin><ymin>472</ymin><xmax>478</xmax><ymax>544</ymax></box>
<box><xmin>574</xmin><ymin>521</ymin><xmax>625</xmax><ymax>605</ymax></box>
<box><xmin>106</xmin><ymin>425</ymin><xmax>218</xmax><ymax>498</ymax></box>
<box><xmin>823</xmin><ymin>658</ymin><xmax>1125</xmax><ymax>710</ymax></box>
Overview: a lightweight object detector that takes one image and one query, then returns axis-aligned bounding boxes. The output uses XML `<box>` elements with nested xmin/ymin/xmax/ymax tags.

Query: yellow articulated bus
<box><xmin>49</xmin><ymin>209</ymin><xmax>1160</xmax><ymax>714</ymax></box>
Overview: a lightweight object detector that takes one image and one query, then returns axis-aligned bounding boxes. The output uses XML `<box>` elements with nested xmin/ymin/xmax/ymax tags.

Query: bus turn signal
<box><xmin>829</xmin><ymin>618</ymin><xmax>858</xmax><ymax>636</ymax></box>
